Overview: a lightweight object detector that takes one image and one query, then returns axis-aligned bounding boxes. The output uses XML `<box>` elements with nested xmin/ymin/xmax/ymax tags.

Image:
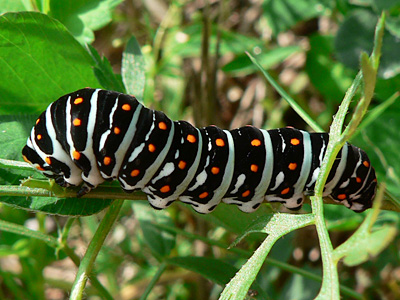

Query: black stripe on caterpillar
<box><xmin>22</xmin><ymin>88</ymin><xmax>377</xmax><ymax>213</ymax></box>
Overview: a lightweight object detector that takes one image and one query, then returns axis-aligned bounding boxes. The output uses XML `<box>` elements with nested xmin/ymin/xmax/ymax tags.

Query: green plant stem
<box><xmin>311</xmin><ymin>13</ymin><xmax>384</xmax><ymax>300</ymax></box>
<box><xmin>70</xmin><ymin>200</ymin><xmax>124</xmax><ymax>300</ymax></box>
<box><xmin>0</xmin><ymin>219</ymin><xmax>58</xmax><ymax>247</ymax></box>
<box><xmin>0</xmin><ymin>158</ymin><xmax>33</xmax><ymax>170</ymax></box>
<box><xmin>219</xmin><ymin>233</ymin><xmax>277</xmax><ymax>300</ymax></box>
<box><xmin>312</xmin><ymin>197</ymin><xmax>339</xmax><ymax>299</ymax></box>
<box><xmin>0</xmin><ymin>180</ymin><xmax>146</xmax><ymax>200</ymax></box>
<box><xmin>139</xmin><ymin>262</ymin><xmax>167</xmax><ymax>300</ymax></box>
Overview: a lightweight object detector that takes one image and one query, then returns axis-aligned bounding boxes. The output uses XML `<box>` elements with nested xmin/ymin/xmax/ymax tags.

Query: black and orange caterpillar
<box><xmin>22</xmin><ymin>88</ymin><xmax>377</xmax><ymax>213</ymax></box>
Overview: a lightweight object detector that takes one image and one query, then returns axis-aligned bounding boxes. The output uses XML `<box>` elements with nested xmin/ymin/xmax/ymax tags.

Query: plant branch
<box><xmin>70</xmin><ymin>200</ymin><xmax>124</xmax><ymax>300</ymax></box>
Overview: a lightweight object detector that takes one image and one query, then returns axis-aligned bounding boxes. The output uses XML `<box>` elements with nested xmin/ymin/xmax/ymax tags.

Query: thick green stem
<box><xmin>69</xmin><ymin>200</ymin><xmax>124</xmax><ymax>300</ymax></box>
<box><xmin>312</xmin><ymin>199</ymin><xmax>340</xmax><ymax>299</ymax></box>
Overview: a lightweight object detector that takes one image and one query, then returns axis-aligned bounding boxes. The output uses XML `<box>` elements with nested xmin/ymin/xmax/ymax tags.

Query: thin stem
<box><xmin>246</xmin><ymin>52</ymin><xmax>323</xmax><ymax>132</ymax></box>
<box><xmin>70</xmin><ymin>200</ymin><xmax>124</xmax><ymax>300</ymax></box>
<box><xmin>0</xmin><ymin>181</ymin><xmax>146</xmax><ymax>200</ymax></box>
<box><xmin>0</xmin><ymin>158</ymin><xmax>33</xmax><ymax>170</ymax></box>
<box><xmin>139</xmin><ymin>262</ymin><xmax>167</xmax><ymax>300</ymax></box>
<box><xmin>0</xmin><ymin>219</ymin><xmax>58</xmax><ymax>247</ymax></box>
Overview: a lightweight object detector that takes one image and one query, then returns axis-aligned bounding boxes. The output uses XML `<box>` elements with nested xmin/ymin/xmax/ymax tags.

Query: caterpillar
<box><xmin>22</xmin><ymin>88</ymin><xmax>377</xmax><ymax>214</ymax></box>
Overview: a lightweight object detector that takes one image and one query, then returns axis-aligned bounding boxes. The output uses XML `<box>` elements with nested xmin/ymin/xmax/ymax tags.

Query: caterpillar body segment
<box><xmin>22</xmin><ymin>88</ymin><xmax>377</xmax><ymax>213</ymax></box>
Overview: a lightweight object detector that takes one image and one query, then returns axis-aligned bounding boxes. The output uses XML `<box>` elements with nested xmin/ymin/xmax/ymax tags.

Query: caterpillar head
<box><xmin>22</xmin><ymin>143</ymin><xmax>53</xmax><ymax>175</ymax></box>
<box><xmin>330</xmin><ymin>146</ymin><xmax>377</xmax><ymax>212</ymax></box>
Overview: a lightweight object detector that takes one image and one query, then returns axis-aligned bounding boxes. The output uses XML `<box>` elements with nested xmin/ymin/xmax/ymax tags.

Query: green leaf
<box><xmin>371</xmin><ymin>0</ymin><xmax>400</xmax><ymax>12</ymax></box>
<box><xmin>335</xmin><ymin>9</ymin><xmax>400</xmax><ymax>79</ymax></box>
<box><xmin>48</xmin><ymin>0</ymin><xmax>123</xmax><ymax>44</ymax></box>
<box><xmin>220</xmin><ymin>213</ymin><xmax>315</xmax><ymax>300</ymax></box>
<box><xmin>386</xmin><ymin>15</ymin><xmax>400</xmax><ymax>38</ymax></box>
<box><xmin>262</xmin><ymin>0</ymin><xmax>330</xmax><ymax>35</ymax></box>
<box><xmin>122</xmin><ymin>36</ymin><xmax>146</xmax><ymax>101</ymax></box>
<box><xmin>333</xmin><ymin>188</ymin><xmax>398</xmax><ymax>267</ymax></box>
<box><xmin>222</xmin><ymin>46</ymin><xmax>301</xmax><ymax>76</ymax></box>
<box><xmin>232</xmin><ymin>213</ymin><xmax>315</xmax><ymax>247</ymax></box>
<box><xmin>306</xmin><ymin>35</ymin><xmax>355</xmax><ymax>103</ymax></box>
<box><xmin>87</xmin><ymin>44</ymin><xmax>126</xmax><ymax>93</ymax></box>
<box><xmin>342</xmin><ymin>224</ymin><xmax>397</xmax><ymax>266</ymax></box>
<box><xmin>167</xmin><ymin>256</ymin><xmax>269</xmax><ymax>299</ymax></box>
<box><xmin>0</xmin><ymin>12</ymin><xmax>99</xmax><ymax>115</ymax></box>
<box><xmin>167</xmin><ymin>256</ymin><xmax>237</xmax><ymax>286</ymax></box>
<box><xmin>0</xmin><ymin>0</ymin><xmax>34</xmax><ymax>13</ymax></box>
<box><xmin>132</xmin><ymin>202</ymin><xmax>176</xmax><ymax>258</ymax></box>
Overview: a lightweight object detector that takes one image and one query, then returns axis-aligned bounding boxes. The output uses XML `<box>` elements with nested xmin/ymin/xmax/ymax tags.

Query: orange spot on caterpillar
<box><xmin>45</xmin><ymin>157</ymin><xmax>52</xmax><ymax>165</ymax></box>
<box><xmin>130</xmin><ymin>169</ymin><xmax>140</xmax><ymax>177</ymax></box>
<box><xmin>36</xmin><ymin>166</ymin><xmax>45</xmax><ymax>171</ymax></box>
<box><xmin>251</xmin><ymin>139</ymin><xmax>261</xmax><ymax>146</ymax></box>
<box><xmin>363</xmin><ymin>161</ymin><xmax>370</xmax><ymax>168</ymax></box>
<box><xmin>22</xmin><ymin>155</ymin><xmax>30</xmax><ymax>163</ymax></box>
<box><xmin>114</xmin><ymin>127</ymin><xmax>121</xmax><ymax>134</ymax></box>
<box><xmin>160</xmin><ymin>185</ymin><xmax>171</xmax><ymax>193</ymax></box>
<box><xmin>148</xmin><ymin>144</ymin><xmax>156</xmax><ymax>152</ymax></box>
<box><xmin>291</xmin><ymin>138</ymin><xmax>300</xmax><ymax>146</ymax></box>
<box><xmin>74</xmin><ymin>97</ymin><xmax>83</xmax><ymax>105</ymax></box>
<box><xmin>211</xmin><ymin>167</ymin><xmax>220</xmax><ymax>174</ymax></box>
<box><xmin>215</xmin><ymin>138</ymin><xmax>225</xmax><ymax>147</ymax></box>
<box><xmin>73</xmin><ymin>151</ymin><xmax>81</xmax><ymax>160</ymax></box>
<box><xmin>337</xmin><ymin>194</ymin><xmax>346</xmax><ymax>200</ymax></box>
<box><xmin>36</xmin><ymin>118</ymin><xmax>40</xmax><ymax>125</ymax></box>
<box><xmin>178</xmin><ymin>161</ymin><xmax>187</xmax><ymax>170</ymax></box>
<box><xmin>158</xmin><ymin>122</ymin><xmax>167</xmax><ymax>130</ymax></box>
<box><xmin>288</xmin><ymin>163</ymin><xmax>297</xmax><ymax>170</ymax></box>
<box><xmin>37</xmin><ymin>134</ymin><xmax>42</xmax><ymax>140</ymax></box>
<box><xmin>122</xmin><ymin>104</ymin><xmax>131</xmax><ymax>111</ymax></box>
<box><xmin>73</xmin><ymin>118</ymin><xmax>82</xmax><ymax>126</ymax></box>
<box><xmin>199</xmin><ymin>192</ymin><xmax>209</xmax><ymax>199</ymax></box>
<box><xmin>242</xmin><ymin>190</ymin><xmax>250</xmax><ymax>197</ymax></box>
<box><xmin>187</xmin><ymin>134</ymin><xmax>196</xmax><ymax>143</ymax></box>
<box><xmin>356</xmin><ymin>177</ymin><xmax>362</xmax><ymax>183</ymax></box>
<box><xmin>103</xmin><ymin>157</ymin><xmax>111</xmax><ymax>166</ymax></box>
<box><xmin>281</xmin><ymin>187</ymin><xmax>290</xmax><ymax>195</ymax></box>
<box><xmin>250</xmin><ymin>164</ymin><xmax>258</xmax><ymax>172</ymax></box>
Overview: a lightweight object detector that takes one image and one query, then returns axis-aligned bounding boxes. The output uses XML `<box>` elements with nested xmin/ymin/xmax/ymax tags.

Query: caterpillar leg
<box><xmin>76</xmin><ymin>182</ymin><xmax>94</xmax><ymax>198</ymax></box>
<box><xmin>265</xmin><ymin>194</ymin><xmax>305</xmax><ymax>211</ymax></box>
<box><xmin>54</xmin><ymin>176</ymin><xmax>71</xmax><ymax>188</ymax></box>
